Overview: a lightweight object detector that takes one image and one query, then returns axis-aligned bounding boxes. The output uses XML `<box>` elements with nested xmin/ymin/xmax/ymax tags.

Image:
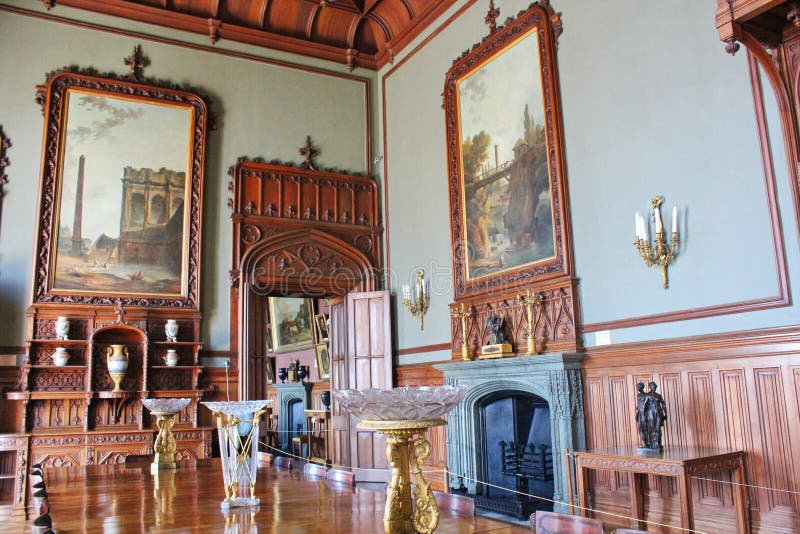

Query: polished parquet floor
<box><xmin>3</xmin><ymin>459</ymin><xmax>531</xmax><ymax>533</ymax></box>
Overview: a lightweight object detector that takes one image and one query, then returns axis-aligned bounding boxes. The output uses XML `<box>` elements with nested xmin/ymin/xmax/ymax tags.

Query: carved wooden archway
<box><xmin>228</xmin><ymin>155</ymin><xmax>382</xmax><ymax>400</ymax></box>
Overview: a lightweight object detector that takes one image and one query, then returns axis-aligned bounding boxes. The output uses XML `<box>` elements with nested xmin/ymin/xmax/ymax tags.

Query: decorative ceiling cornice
<box><xmin>41</xmin><ymin>0</ymin><xmax>459</xmax><ymax>70</ymax></box>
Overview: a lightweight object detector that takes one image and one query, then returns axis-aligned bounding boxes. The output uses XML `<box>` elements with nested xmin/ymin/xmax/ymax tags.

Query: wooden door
<box><xmin>347</xmin><ymin>290</ymin><xmax>393</xmax><ymax>482</ymax></box>
<box><xmin>328</xmin><ymin>296</ymin><xmax>350</xmax><ymax>469</ymax></box>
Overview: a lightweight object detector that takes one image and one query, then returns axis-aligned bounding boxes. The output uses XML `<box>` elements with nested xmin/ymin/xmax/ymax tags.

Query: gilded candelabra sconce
<box><xmin>517</xmin><ymin>289</ymin><xmax>544</xmax><ymax>355</ymax></box>
<box><xmin>634</xmin><ymin>196</ymin><xmax>679</xmax><ymax>289</ymax></box>
<box><xmin>402</xmin><ymin>269</ymin><xmax>429</xmax><ymax>330</ymax></box>
<box><xmin>451</xmin><ymin>303</ymin><xmax>472</xmax><ymax>361</ymax></box>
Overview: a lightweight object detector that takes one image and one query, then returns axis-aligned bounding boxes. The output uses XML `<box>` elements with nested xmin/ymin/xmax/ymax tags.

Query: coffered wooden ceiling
<box><xmin>44</xmin><ymin>0</ymin><xmax>460</xmax><ymax>70</ymax></box>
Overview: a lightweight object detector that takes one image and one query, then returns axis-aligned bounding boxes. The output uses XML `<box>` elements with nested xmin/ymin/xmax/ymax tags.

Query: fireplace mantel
<box><xmin>434</xmin><ymin>353</ymin><xmax>586</xmax><ymax>513</ymax></box>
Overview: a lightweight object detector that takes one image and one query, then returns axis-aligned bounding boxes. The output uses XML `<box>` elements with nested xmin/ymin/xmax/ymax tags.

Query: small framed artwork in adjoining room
<box><xmin>264</xmin><ymin>356</ymin><xmax>276</xmax><ymax>384</ymax></box>
<box><xmin>268</xmin><ymin>297</ymin><xmax>315</xmax><ymax>353</ymax></box>
<box><xmin>314</xmin><ymin>313</ymin><xmax>329</xmax><ymax>343</ymax></box>
<box><xmin>314</xmin><ymin>342</ymin><xmax>330</xmax><ymax>380</ymax></box>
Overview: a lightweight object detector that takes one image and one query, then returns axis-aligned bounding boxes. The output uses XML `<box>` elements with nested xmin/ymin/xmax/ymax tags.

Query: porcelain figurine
<box><xmin>165</xmin><ymin>320</ymin><xmax>179</xmax><ymax>342</ymax></box>
<box><xmin>55</xmin><ymin>317</ymin><xmax>69</xmax><ymax>340</ymax></box>
<box><xmin>165</xmin><ymin>349</ymin><xmax>179</xmax><ymax>367</ymax></box>
<box><xmin>52</xmin><ymin>347</ymin><xmax>69</xmax><ymax>366</ymax></box>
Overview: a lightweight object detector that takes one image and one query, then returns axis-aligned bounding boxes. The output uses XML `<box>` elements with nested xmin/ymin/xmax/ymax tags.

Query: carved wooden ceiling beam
<box><xmin>39</xmin><ymin>0</ymin><xmax>458</xmax><ymax>70</ymax></box>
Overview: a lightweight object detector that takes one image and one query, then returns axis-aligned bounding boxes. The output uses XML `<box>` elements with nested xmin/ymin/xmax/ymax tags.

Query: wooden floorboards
<box><xmin>2</xmin><ymin>459</ymin><xmax>531</xmax><ymax>533</ymax></box>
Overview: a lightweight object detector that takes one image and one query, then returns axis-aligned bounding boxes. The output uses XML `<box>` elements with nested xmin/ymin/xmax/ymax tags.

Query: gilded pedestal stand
<box><xmin>142</xmin><ymin>398</ymin><xmax>192</xmax><ymax>474</ymax></box>
<box><xmin>357</xmin><ymin>418</ymin><xmax>446</xmax><ymax>534</ymax></box>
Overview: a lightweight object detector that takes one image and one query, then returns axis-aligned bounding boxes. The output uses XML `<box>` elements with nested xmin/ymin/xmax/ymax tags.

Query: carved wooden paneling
<box><xmin>583</xmin><ymin>329</ymin><xmax>800</xmax><ymax>533</ymax></box>
<box><xmin>449</xmin><ymin>276</ymin><xmax>581</xmax><ymax>358</ymax></box>
<box><xmin>721</xmin><ymin>368</ymin><xmax>758</xmax><ymax>510</ymax></box>
<box><xmin>753</xmin><ymin>367</ymin><xmax>797</xmax><ymax>512</ymax></box>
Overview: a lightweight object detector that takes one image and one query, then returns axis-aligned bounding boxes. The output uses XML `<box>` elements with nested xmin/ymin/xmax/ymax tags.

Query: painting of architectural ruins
<box><xmin>457</xmin><ymin>28</ymin><xmax>555</xmax><ymax>281</ymax></box>
<box><xmin>52</xmin><ymin>89</ymin><xmax>193</xmax><ymax>296</ymax></box>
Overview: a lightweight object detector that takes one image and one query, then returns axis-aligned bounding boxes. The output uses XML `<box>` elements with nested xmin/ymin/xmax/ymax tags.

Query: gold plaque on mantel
<box><xmin>479</xmin><ymin>343</ymin><xmax>514</xmax><ymax>359</ymax></box>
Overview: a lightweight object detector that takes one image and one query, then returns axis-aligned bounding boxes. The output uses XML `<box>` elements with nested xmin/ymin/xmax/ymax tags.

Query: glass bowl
<box><xmin>141</xmin><ymin>397</ymin><xmax>192</xmax><ymax>414</ymax></box>
<box><xmin>333</xmin><ymin>386</ymin><xmax>467</xmax><ymax>421</ymax></box>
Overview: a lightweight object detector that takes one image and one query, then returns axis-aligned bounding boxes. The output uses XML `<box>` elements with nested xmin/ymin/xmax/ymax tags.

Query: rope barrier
<box><xmin>257</xmin><ymin>440</ymin><xmax>708</xmax><ymax>532</ymax></box>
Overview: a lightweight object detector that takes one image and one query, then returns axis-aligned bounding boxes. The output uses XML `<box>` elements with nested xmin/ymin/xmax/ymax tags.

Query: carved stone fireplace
<box><xmin>434</xmin><ymin>354</ymin><xmax>585</xmax><ymax>514</ymax></box>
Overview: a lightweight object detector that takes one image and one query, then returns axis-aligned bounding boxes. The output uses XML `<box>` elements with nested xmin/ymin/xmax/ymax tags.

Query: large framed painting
<box><xmin>444</xmin><ymin>2</ymin><xmax>572</xmax><ymax>299</ymax></box>
<box><xmin>31</xmin><ymin>63</ymin><xmax>209</xmax><ymax>309</ymax></box>
<box><xmin>268</xmin><ymin>297</ymin><xmax>315</xmax><ymax>353</ymax></box>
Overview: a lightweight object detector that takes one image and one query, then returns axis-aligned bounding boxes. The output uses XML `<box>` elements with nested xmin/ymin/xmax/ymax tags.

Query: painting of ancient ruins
<box><xmin>457</xmin><ymin>29</ymin><xmax>555</xmax><ymax>281</ymax></box>
<box><xmin>52</xmin><ymin>89</ymin><xmax>192</xmax><ymax>297</ymax></box>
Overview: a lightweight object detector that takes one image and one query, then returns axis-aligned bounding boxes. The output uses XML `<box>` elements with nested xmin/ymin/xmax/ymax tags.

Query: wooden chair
<box><xmin>531</xmin><ymin>511</ymin><xmax>604</xmax><ymax>533</ymax></box>
<box><xmin>263</xmin><ymin>412</ymin><xmax>279</xmax><ymax>452</ymax></box>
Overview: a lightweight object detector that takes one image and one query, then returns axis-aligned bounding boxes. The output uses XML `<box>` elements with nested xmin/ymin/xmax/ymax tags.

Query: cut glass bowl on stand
<box><xmin>333</xmin><ymin>386</ymin><xmax>467</xmax><ymax>534</ymax></box>
<box><xmin>202</xmin><ymin>400</ymin><xmax>272</xmax><ymax>509</ymax></box>
<box><xmin>141</xmin><ymin>398</ymin><xmax>192</xmax><ymax>473</ymax></box>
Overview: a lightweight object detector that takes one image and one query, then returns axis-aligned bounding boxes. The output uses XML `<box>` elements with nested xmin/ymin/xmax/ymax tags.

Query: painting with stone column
<box><xmin>52</xmin><ymin>90</ymin><xmax>192</xmax><ymax>297</ymax></box>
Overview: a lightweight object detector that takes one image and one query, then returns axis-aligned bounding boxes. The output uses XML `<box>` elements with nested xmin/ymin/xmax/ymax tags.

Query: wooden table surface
<box><xmin>3</xmin><ymin>458</ymin><xmax>532</xmax><ymax>533</ymax></box>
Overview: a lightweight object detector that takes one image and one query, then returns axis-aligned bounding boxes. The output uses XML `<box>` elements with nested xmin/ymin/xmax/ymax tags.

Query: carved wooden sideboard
<box><xmin>4</xmin><ymin>306</ymin><xmax>212</xmax><ymax>495</ymax></box>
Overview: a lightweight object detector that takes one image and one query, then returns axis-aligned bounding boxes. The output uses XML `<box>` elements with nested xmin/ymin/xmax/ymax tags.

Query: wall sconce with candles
<box><xmin>402</xmin><ymin>269</ymin><xmax>429</xmax><ymax>330</ymax></box>
<box><xmin>634</xmin><ymin>195</ymin><xmax>680</xmax><ymax>289</ymax></box>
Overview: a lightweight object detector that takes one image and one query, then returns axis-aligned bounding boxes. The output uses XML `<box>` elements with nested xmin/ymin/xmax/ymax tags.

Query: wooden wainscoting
<box><xmin>583</xmin><ymin>326</ymin><xmax>800</xmax><ymax>534</ymax></box>
<box><xmin>395</xmin><ymin>362</ymin><xmax>448</xmax><ymax>492</ymax></box>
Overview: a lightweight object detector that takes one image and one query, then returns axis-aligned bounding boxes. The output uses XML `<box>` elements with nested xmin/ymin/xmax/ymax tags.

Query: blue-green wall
<box><xmin>381</xmin><ymin>0</ymin><xmax>799</xmax><ymax>363</ymax></box>
<box><xmin>0</xmin><ymin>1</ymin><xmax>375</xmax><ymax>350</ymax></box>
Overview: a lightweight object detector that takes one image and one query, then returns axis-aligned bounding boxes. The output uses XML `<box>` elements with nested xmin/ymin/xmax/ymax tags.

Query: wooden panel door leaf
<box><xmin>329</xmin><ymin>296</ymin><xmax>350</xmax><ymax>469</ymax></box>
<box><xmin>347</xmin><ymin>290</ymin><xmax>393</xmax><ymax>482</ymax></box>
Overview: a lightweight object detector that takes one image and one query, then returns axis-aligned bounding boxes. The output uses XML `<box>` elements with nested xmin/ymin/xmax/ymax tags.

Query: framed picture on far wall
<box><xmin>314</xmin><ymin>343</ymin><xmax>330</xmax><ymax>380</ymax></box>
<box><xmin>31</xmin><ymin>61</ymin><xmax>209</xmax><ymax>309</ymax></box>
<box><xmin>443</xmin><ymin>3</ymin><xmax>571</xmax><ymax>298</ymax></box>
<box><xmin>268</xmin><ymin>297</ymin><xmax>315</xmax><ymax>353</ymax></box>
<box><xmin>265</xmin><ymin>356</ymin><xmax>275</xmax><ymax>384</ymax></box>
<box><xmin>314</xmin><ymin>313</ymin><xmax>329</xmax><ymax>343</ymax></box>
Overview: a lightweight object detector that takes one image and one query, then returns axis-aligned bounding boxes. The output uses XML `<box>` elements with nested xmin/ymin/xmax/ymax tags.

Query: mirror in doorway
<box><xmin>268</xmin><ymin>297</ymin><xmax>315</xmax><ymax>353</ymax></box>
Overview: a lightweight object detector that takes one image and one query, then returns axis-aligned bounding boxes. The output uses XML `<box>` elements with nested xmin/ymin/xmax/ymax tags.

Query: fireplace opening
<box><xmin>473</xmin><ymin>391</ymin><xmax>554</xmax><ymax>519</ymax></box>
<box><xmin>287</xmin><ymin>398</ymin><xmax>304</xmax><ymax>445</ymax></box>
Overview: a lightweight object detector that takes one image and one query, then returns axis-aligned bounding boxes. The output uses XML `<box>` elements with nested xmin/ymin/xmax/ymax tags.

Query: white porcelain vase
<box><xmin>52</xmin><ymin>347</ymin><xmax>69</xmax><ymax>366</ymax></box>
<box><xmin>54</xmin><ymin>317</ymin><xmax>70</xmax><ymax>341</ymax></box>
<box><xmin>165</xmin><ymin>320</ymin><xmax>178</xmax><ymax>342</ymax></box>
<box><xmin>165</xmin><ymin>349</ymin><xmax>179</xmax><ymax>367</ymax></box>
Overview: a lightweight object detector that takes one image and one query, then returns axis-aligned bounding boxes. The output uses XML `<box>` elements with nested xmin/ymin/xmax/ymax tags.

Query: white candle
<box><xmin>402</xmin><ymin>285</ymin><xmax>410</xmax><ymax>300</ymax></box>
<box><xmin>642</xmin><ymin>214</ymin><xmax>649</xmax><ymax>242</ymax></box>
<box><xmin>635</xmin><ymin>212</ymin><xmax>641</xmax><ymax>239</ymax></box>
<box><xmin>672</xmin><ymin>206</ymin><xmax>678</xmax><ymax>234</ymax></box>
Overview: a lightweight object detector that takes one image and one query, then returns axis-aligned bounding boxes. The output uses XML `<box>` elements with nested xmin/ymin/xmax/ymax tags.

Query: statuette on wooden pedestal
<box><xmin>55</xmin><ymin>316</ymin><xmax>69</xmax><ymax>340</ymax></box>
<box><xmin>106</xmin><ymin>344</ymin><xmax>129</xmax><ymax>391</ymax></box>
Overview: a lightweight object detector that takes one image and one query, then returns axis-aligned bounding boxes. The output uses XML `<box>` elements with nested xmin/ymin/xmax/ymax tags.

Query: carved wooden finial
<box><xmin>788</xmin><ymin>2</ymin><xmax>800</xmax><ymax>27</ymax></box>
<box><xmin>0</xmin><ymin>126</ymin><xmax>11</xmax><ymax>234</ymax></box>
<box><xmin>724</xmin><ymin>0</ymin><xmax>741</xmax><ymax>55</ymax></box>
<box><xmin>485</xmin><ymin>0</ymin><xmax>500</xmax><ymax>34</ymax></box>
<box><xmin>114</xmin><ymin>299</ymin><xmax>126</xmax><ymax>323</ymax></box>
<box><xmin>0</xmin><ymin>126</ymin><xmax>11</xmax><ymax>195</ymax></box>
<box><xmin>124</xmin><ymin>45</ymin><xmax>149</xmax><ymax>81</ymax></box>
<box><xmin>299</xmin><ymin>136</ymin><xmax>319</xmax><ymax>171</ymax></box>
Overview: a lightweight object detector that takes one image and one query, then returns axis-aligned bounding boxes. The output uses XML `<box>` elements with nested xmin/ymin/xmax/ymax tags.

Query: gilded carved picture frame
<box><xmin>31</xmin><ymin>63</ymin><xmax>209</xmax><ymax>309</ymax></box>
<box><xmin>444</xmin><ymin>2</ymin><xmax>572</xmax><ymax>299</ymax></box>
